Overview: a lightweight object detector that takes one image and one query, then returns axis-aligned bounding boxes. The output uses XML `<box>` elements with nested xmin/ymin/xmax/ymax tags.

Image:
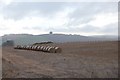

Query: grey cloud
<box><xmin>23</xmin><ymin>26</ymin><xmax>48</xmax><ymax>31</ymax></box>
<box><xmin>20</xmin><ymin>23</ymin><xmax>117</xmax><ymax>35</ymax></box>
<box><xmin>99</xmin><ymin>23</ymin><xmax>118</xmax><ymax>34</ymax></box>
<box><xmin>66</xmin><ymin>16</ymin><xmax>94</xmax><ymax>27</ymax></box>
<box><xmin>0</xmin><ymin>2</ymin><xmax>117</xmax><ymax>35</ymax></box>
<box><xmin>2</xmin><ymin>2</ymin><xmax>117</xmax><ymax>21</ymax></box>
<box><xmin>79</xmin><ymin>25</ymin><xmax>99</xmax><ymax>32</ymax></box>
<box><xmin>0</xmin><ymin>27</ymin><xmax>7</xmax><ymax>30</ymax></box>
<box><xmin>66</xmin><ymin>2</ymin><xmax>117</xmax><ymax>26</ymax></box>
<box><xmin>69</xmin><ymin>2</ymin><xmax>117</xmax><ymax>18</ymax></box>
<box><xmin>47</xmin><ymin>22</ymin><xmax>117</xmax><ymax>35</ymax></box>
<box><xmin>2</xmin><ymin>2</ymin><xmax>65</xmax><ymax>20</ymax></box>
<box><xmin>46</xmin><ymin>25</ymin><xmax>99</xmax><ymax>33</ymax></box>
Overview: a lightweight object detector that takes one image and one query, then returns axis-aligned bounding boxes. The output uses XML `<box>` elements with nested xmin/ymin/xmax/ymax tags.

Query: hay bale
<box><xmin>24</xmin><ymin>45</ymin><xmax>27</xmax><ymax>49</ymax></box>
<box><xmin>30</xmin><ymin>46</ymin><xmax>33</xmax><ymax>50</ymax></box>
<box><xmin>21</xmin><ymin>45</ymin><xmax>24</xmax><ymax>49</ymax></box>
<box><xmin>31</xmin><ymin>45</ymin><xmax>37</xmax><ymax>50</ymax></box>
<box><xmin>18</xmin><ymin>45</ymin><xmax>21</xmax><ymax>49</ymax></box>
<box><xmin>36</xmin><ymin>46</ymin><xmax>39</xmax><ymax>50</ymax></box>
<box><xmin>33</xmin><ymin>45</ymin><xmax>38</xmax><ymax>50</ymax></box>
<box><xmin>28</xmin><ymin>46</ymin><xmax>32</xmax><ymax>50</ymax></box>
<box><xmin>36</xmin><ymin>46</ymin><xmax>40</xmax><ymax>51</ymax></box>
<box><xmin>36</xmin><ymin>46</ymin><xmax>41</xmax><ymax>51</ymax></box>
<box><xmin>19</xmin><ymin>45</ymin><xmax>23</xmax><ymax>49</ymax></box>
<box><xmin>26</xmin><ymin>45</ymin><xmax>30</xmax><ymax>50</ymax></box>
<box><xmin>28</xmin><ymin>46</ymin><xmax>31</xmax><ymax>50</ymax></box>
<box><xmin>31</xmin><ymin>46</ymin><xmax>35</xmax><ymax>50</ymax></box>
<box><xmin>14</xmin><ymin>45</ymin><xmax>20</xmax><ymax>49</ymax></box>
<box><xmin>42</xmin><ymin>46</ymin><xmax>51</xmax><ymax>52</ymax></box>
<box><xmin>27</xmin><ymin>46</ymin><xmax>31</xmax><ymax>50</ymax></box>
<box><xmin>42</xmin><ymin>46</ymin><xmax>47</xmax><ymax>51</ymax></box>
<box><xmin>40</xmin><ymin>46</ymin><xmax>44</xmax><ymax>51</ymax></box>
<box><xmin>33</xmin><ymin>41</ymin><xmax>53</xmax><ymax>45</ymax></box>
<box><xmin>17</xmin><ymin>45</ymin><xmax>21</xmax><ymax>49</ymax></box>
<box><xmin>54</xmin><ymin>47</ymin><xmax>62</xmax><ymax>53</ymax></box>
<box><xmin>45</xmin><ymin>46</ymin><xmax>50</xmax><ymax>51</ymax></box>
<box><xmin>20</xmin><ymin>45</ymin><xmax>24</xmax><ymax>49</ymax></box>
<box><xmin>14</xmin><ymin>45</ymin><xmax>62</xmax><ymax>53</ymax></box>
<box><xmin>47</xmin><ymin>47</ymin><xmax>55</xmax><ymax>53</ymax></box>
<box><xmin>23</xmin><ymin>45</ymin><xmax>27</xmax><ymax>49</ymax></box>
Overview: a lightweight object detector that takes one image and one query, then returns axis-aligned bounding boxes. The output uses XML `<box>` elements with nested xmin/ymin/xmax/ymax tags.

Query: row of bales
<box><xmin>14</xmin><ymin>45</ymin><xmax>62</xmax><ymax>53</ymax></box>
<box><xmin>32</xmin><ymin>41</ymin><xmax>53</xmax><ymax>45</ymax></box>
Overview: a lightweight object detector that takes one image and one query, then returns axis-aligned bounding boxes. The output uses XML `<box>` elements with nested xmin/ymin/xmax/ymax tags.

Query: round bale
<box><xmin>14</xmin><ymin>45</ymin><xmax>19</xmax><ymax>49</ymax></box>
<box><xmin>29</xmin><ymin>46</ymin><xmax>33</xmax><ymax>50</ymax></box>
<box><xmin>42</xmin><ymin>46</ymin><xmax>47</xmax><ymax>52</ymax></box>
<box><xmin>44</xmin><ymin>46</ymin><xmax>50</xmax><ymax>52</ymax></box>
<box><xmin>28</xmin><ymin>46</ymin><xmax>31</xmax><ymax>50</ymax></box>
<box><xmin>23</xmin><ymin>45</ymin><xmax>27</xmax><ymax>49</ymax></box>
<box><xmin>36</xmin><ymin>46</ymin><xmax>41</xmax><ymax>51</ymax></box>
<box><xmin>33</xmin><ymin>45</ymin><xmax>38</xmax><ymax>50</ymax></box>
<box><xmin>33</xmin><ymin>45</ymin><xmax>36</xmax><ymax>50</ymax></box>
<box><xmin>40</xmin><ymin>46</ymin><xmax>44</xmax><ymax>51</ymax></box>
<box><xmin>15</xmin><ymin>45</ymin><xmax>18</xmax><ymax>49</ymax></box>
<box><xmin>18</xmin><ymin>45</ymin><xmax>21</xmax><ymax>49</ymax></box>
<box><xmin>20</xmin><ymin>45</ymin><xmax>24</xmax><ymax>49</ymax></box>
<box><xmin>45</xmin><ymin>46</ymin><xmax>50</xmax><ymax>51</ymax></box>
<box><xmin>22</xmin><ymin>45</ymin><xmax>25</xmax><ymax>49</ymax></box>
<box><xmin>18</xmin><ymin>45</ymin><xmax>22</xmax><ymax>49</ymax></box>
<box><xmin>32</xmin><ymin>45</ymin><xmax>36</xmax><ymax>50</ymax></box>
<box><xmin>31</xmin><ymin>46</ymin><xmax>35</xmax><ymax>50</ymax></box>
<box><xmin>26</xmin><ymin>45</ymin><xmax>30</xmax><ymax>50</ymax></box>
<box><xmin>47</xmin><ymin>47</ymin><xmax>55</xmax><ymax>53</ymax></box>
<box><xmin>23</xmin><ymin>45</ymin><xmax>26</xmax><ymax>49</ymax></box>
<box><xmin>54</xmin><ymin>47</ymin><xmax>62</xmax><ymax>53</ymax></box>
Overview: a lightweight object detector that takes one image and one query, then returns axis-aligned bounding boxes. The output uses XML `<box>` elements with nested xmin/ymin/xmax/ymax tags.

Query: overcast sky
<box><xmin>0</xmin><ymin>0</ymin><xmax>118</xmax><ymax>36</ymax></box>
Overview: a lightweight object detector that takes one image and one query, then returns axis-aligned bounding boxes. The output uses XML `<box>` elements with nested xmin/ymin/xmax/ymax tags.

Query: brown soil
<box><xmin>2</xmin><ymin>41</ymin><xmax>118</xmax><ymax>78</ymax></box>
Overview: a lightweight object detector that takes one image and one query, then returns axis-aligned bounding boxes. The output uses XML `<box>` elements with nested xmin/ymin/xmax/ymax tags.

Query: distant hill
<box><xmin>0</xmin><ymin>34</ymin><xmax>118</xmax><ymax>46</ymax></box>
<box><xmin>91</xmin><ymin>35</ymin><xmax>118</xmax><ymax>41</ymax></box>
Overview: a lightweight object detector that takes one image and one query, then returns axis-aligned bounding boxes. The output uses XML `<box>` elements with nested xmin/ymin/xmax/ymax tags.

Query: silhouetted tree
<box><xmin>49</xmin><ymin>31</ymin><xmax>53</xmax><ymax>34</ymax></box>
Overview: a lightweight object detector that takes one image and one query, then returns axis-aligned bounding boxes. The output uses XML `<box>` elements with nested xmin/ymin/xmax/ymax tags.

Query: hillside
<box><xmin>1</xmin><ymin>34</ymin><xmax>118</xmax><ymax>46</ymax></box>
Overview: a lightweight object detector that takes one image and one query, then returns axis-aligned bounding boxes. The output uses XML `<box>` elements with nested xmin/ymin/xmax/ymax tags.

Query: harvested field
<box><xmin>2</xmin><ymin>41</ymin><xmax>118</xmax><ymax>78</ymax></box>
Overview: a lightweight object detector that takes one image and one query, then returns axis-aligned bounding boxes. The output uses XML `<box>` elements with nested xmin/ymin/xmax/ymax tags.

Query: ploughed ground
<box><xmin>2</xmin><ymin>41</ymin><xmax>118</xmax><ymax>78</ymax></box>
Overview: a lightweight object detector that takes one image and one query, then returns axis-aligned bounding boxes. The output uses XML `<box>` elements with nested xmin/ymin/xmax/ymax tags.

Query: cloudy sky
<box><xmin>0</xmin><ymin>0</ymin><xmax>118</xmax><ymax>36</ymax></box>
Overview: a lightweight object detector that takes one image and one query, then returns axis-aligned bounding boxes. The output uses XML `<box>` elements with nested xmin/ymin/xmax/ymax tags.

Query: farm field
<box><xmin>2</xmin><ymin>41</ymin><xmax>118</xmax><ymax>78</ymax></box>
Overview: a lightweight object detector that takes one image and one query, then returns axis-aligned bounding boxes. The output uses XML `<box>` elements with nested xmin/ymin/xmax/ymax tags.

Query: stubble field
<box><xmin>2</xmin><ymin>41</ymin><xmax>118</xmax><ymax>78</ymax></box>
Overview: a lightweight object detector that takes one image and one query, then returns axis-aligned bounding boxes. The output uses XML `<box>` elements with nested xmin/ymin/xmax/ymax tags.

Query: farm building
<box><xmin>2</xmin><ymin>40</ymin><xmax>14</xmax><ymax>46</ymax></box>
